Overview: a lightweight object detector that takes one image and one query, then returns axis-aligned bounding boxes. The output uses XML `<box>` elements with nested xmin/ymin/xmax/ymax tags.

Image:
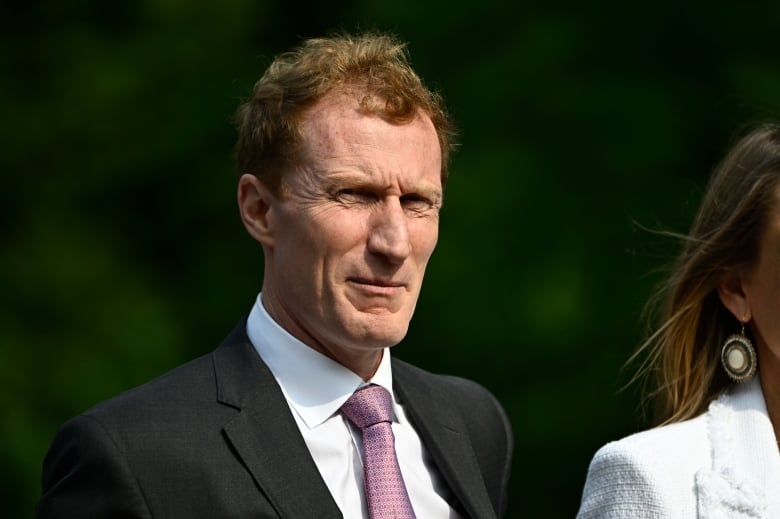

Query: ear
<box><xmin>717</xmin><ymin>268</ymin><xmax>752</xmax><ymax>323</ymax></box>
<box><xmin>237</xmin><ymin>173</ymin><xmax>277</xmax><ymax>247</ymax></box>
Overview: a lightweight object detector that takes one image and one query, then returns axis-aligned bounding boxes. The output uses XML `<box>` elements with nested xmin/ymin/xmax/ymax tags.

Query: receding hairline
<box><xmin>300</xmin><ymin>86</ymin><xmax>440</xmax><ymax>136</ymax></box>
<box><xmin>292</xmin><ymin>87</ymin><xmax>440</xmax><ymax>157</ymax></box>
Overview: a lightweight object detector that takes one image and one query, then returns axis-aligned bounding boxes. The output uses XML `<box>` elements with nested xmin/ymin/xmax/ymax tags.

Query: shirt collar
<box><xmin>246</xmin><ymin>293</ymin><xmax>396</xmax><ymax>429</ymax></box>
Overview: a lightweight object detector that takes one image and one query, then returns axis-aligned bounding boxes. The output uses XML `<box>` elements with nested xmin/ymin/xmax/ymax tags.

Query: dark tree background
<box><xmin>2</xmin><ymin>1</ymin><xmax>780</xmax><ymax>517</ymax></box>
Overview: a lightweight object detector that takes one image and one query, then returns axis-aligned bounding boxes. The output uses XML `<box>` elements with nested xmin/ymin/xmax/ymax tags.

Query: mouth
<box><xmin>345</xmin><ymin>277</ymin><xmax>410</xmax><ymax>311</ymax></box>
<box><xmin>348</xmin><ymin>277</ymin><xmax>405</xmax><ymax>288</ymax></box>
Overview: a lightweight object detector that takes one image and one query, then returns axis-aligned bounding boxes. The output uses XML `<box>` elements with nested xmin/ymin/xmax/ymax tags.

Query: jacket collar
<box><xmin>695</xmin><ymin>377</ymin><xmax>780</xmax><ymax>517</ymax></box>
<box><xmin>212</xmin><ymin>319</ymin><xmax>498</xmax><ymax>519</ymax></box>
<box><xmin>212</xmin><ymin>319</ymin><xmax>343</xmax><ymax>519</ymax></box>
<box><xmin>393</xmin><ymin>358</ymin><xmax>498</xmax><ymax>519</ymax></box>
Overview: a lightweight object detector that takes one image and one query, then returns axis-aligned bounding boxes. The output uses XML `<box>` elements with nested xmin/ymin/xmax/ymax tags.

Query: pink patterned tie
<box><xmin>340</xmin><ymin>384</ymin><xmax>416</xmax><ymax>518</ymax></box>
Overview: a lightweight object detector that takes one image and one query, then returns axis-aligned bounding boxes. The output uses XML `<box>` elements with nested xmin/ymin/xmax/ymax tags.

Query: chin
<box><xmin>345</xmin><ymin>320</ymin><xmax>406</xmax><ymax>348</ymax></box>
<box><xmin>339</xmin><ymin>307</ymin><xmax>413</xmax><ymax>347</ymax></box>
<box><xmin>365</xmin><ymin>326</ymin><xmax>410</xmax><ymax>349</ymax></box>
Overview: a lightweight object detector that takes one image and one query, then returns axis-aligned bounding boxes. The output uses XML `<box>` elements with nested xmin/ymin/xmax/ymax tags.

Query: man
<box><xmin>37</xmin><ymin>32</ymin><xmax>513</xmax><ymax>518</ymax></box>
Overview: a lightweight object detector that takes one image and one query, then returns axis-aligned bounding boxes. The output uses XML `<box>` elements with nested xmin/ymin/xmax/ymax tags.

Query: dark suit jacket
<box><xmin>37</xmin><ymin>320</ymin><xmax>513</xmax><ymax>518</ymax></box>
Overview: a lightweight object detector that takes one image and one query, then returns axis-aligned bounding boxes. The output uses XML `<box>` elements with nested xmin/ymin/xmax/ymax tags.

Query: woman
<box><xmin>577</xmin><ymin>122</ymin><xmax>780</xmax><ymax>518</ymax></box>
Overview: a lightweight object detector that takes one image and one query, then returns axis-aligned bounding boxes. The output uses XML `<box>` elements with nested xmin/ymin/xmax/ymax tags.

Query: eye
<box><xmin>400</xmin><ymin>194</ymin><xmax>436</xmax><ymax>213</ymax></box>
<box><xmin>335</xmin><ymin>188</ymin><xmax>378</xmax><ymax>203</ymax></box>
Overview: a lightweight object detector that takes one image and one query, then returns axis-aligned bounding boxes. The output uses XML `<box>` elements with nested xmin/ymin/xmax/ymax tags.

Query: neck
<box><xmin>260</xmin><ymin>291</ymin><xmax>385</xmax><ymax>380</ymax></box>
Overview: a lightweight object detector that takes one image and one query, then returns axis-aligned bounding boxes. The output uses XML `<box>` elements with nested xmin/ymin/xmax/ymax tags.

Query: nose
<box><xmin>367</xmin><ymin>198</ymin><xmax>411</xmax><ymax>264</ymax></box>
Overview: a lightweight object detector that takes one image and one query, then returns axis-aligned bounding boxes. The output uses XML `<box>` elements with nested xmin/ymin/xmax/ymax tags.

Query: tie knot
<box><xmin>340</xmin><ymin>384</ymin><xmax>393</xmax><ymax>429</ymax></box>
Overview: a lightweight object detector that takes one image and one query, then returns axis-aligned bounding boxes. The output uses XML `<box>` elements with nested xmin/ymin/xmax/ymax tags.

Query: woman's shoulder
<box><xmin>597</xmin><ymin>412</ymin><xmax>709</xmax><ymax>462</ymax></box>
<box><xmin>576</xmin><ymin>414</ymin><xmax>710</xmax><ymax>518</ymax></box>
<box><xmin>589</xmin><ymin>412</ymin><xmax>711</xmax><ymax>487</ymax></box>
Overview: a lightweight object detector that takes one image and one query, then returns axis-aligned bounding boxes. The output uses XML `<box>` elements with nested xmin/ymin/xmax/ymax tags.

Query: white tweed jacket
<box><xmin>577</xmin><ymin>377</ymin><xmax>780</xmax><ymax>518</ymax></box>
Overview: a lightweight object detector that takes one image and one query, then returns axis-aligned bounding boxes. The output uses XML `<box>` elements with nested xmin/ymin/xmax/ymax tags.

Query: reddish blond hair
<box><xmin>235</xmin><ymin>32</ymin><xmax>456</xmax><ymax>194</ymax></box>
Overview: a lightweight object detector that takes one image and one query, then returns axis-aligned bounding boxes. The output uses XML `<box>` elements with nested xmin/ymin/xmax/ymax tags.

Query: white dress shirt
<box><xmin>246</xmin><ymin>293</ymin><xmax>460</xmax><ymax>518</ymax></box>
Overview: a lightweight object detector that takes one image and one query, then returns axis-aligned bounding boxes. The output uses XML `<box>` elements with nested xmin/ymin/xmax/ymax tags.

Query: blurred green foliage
<box><xmin>2</xmin><ymin>0</ymin><xmax>780</xmax><ymax>517</ymax></box>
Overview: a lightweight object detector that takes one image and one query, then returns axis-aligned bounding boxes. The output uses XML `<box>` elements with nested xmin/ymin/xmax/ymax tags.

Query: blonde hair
<box><xmin>633</xmin><ymin>122</ymin><xmax>780</xmax><ymax>424</ymax></box>
<box><xmin>235</xmin><ymin>32</ymin><xmax>456</xmax><ymax>194</ymax></box>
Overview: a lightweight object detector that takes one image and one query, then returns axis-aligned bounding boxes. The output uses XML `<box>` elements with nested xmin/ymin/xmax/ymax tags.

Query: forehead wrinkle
<box><xmin>306</xmin><ymin>126</ymin><xmax>394</xmax><ymax>164</ymax></box>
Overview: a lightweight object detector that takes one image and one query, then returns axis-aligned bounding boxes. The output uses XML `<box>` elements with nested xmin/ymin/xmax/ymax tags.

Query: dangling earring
<box><xmin>721</xmin><ymin>319</ymin><xmax>757</xmax><ymax>382</ymax></box>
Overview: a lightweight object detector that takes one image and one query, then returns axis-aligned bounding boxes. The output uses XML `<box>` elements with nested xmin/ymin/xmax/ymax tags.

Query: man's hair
<box><xmin>235</xmin><ymin>32</ymin><xmax>456</xmax><ymax>194</ymax></box>
<box><xmin>631</xmin><ymin>122</ymin><xmax>780</xmax><ymax>425</ymax></box>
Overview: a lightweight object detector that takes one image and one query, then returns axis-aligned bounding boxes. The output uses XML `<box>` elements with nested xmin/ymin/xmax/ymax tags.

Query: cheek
<box><xmin>748</xmin><ymin>271</ymin><xmax>780</xmax><ymax>353</ymax></box>
<box><xmin>411</xmin><ymin>220</ymin><xmax>439</xmax><ymax>260</ymax></box>
<box><xmin>310</xmin><ymin>213</ymin><xmax>369</xmax><ymax>266</ymax></box>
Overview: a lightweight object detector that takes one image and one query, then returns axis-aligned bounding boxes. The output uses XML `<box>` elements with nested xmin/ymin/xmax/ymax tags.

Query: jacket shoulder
<box><xmin>577</xmin><ymin>415</ymin><xmax>708</xmax><ymax>518</ymax></box>
<box><xmin>83</xmin><ymin>352</ymin><xmax>217</xmax><ymax>423</ymax></box>
<box><xmin>82</xmin><ymin>317</ymin><xmax>253</xmax><ymax>425</ymax></box>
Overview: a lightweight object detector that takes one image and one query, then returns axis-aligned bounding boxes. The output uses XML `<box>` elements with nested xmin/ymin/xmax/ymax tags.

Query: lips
<box><xmin>348</xmin><ymin>277</ymin><xmax>405</xmax><ymax>288</ymax></box>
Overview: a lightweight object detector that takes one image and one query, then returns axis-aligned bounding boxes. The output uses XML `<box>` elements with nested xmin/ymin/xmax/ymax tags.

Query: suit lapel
<box><xmin>694</xmin><ymin>378</ymin><xmax>779</xmax><ymax>518</ymax></box>
<box><xmin>728</xmin><ymin>378</ymin><xmax>780</xmax><ymax>515</ymax></box>
<box><xmin>213</xmin><ymin>324</ymin><xmax>342</xmax><ymax>519</ymax></box>
<box><xmin>393</xmin><ymin>360</ymin><xmax>497</xmax><ymax>519</ymax></box>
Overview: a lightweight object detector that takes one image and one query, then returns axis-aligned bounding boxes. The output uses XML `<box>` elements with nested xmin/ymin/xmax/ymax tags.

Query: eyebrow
<box><xmin>323</xmin><ymin>173</ymin><xmax>443</xmax><ymax>200</ymax></box>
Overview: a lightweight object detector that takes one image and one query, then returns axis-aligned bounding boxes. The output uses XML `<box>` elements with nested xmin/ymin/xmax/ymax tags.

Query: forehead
<box><xmin>298</xmin><ymin>91</ymin><xmax>441</xmax><ymax>164</ymax></box>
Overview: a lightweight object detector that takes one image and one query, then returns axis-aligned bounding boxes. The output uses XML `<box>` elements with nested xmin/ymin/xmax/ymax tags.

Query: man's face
<box><xmin>259</xmin><ymin>91</ymin><xmax>442</xmax><ymax>374</ymax></box>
